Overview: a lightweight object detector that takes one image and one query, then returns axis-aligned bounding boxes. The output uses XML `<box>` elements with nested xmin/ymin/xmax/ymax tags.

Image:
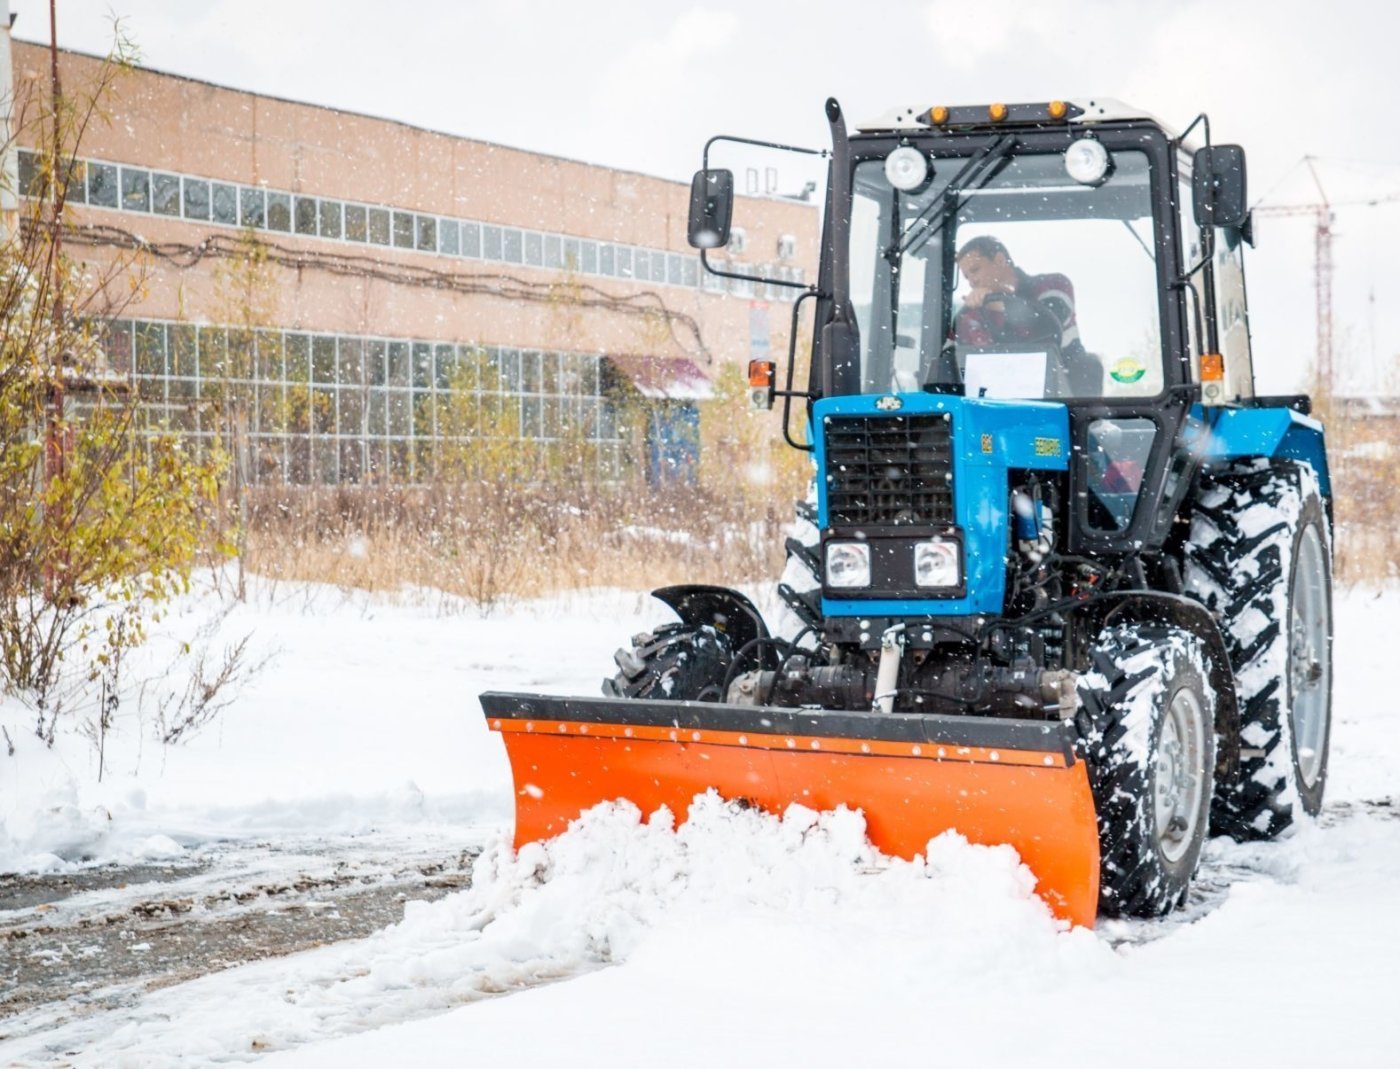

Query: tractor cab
<box><xmin>689</xmin><ymin>99</ymin><xmax>1256</xmax><ymax>576</ymax></box>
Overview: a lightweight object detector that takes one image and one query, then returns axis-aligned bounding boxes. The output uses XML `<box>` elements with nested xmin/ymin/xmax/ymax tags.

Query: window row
<box><xmin>106</xmin><ymin>321</ymin><xmax>607</xmax><ymax>397</ymax></box>
<box><xmin>17</xmin><ymin>150</ymin><xmax>807</xmax><ymax>301</ymax></box>
<box><xmin>67</xmin><ymin>407</ymin><xmax>628</xmax><ymax>487</ymax></box>
<box><xmin>127</xmin><ymin>384</ymin><xmax>619</xmax><ymax>443</ymax></box>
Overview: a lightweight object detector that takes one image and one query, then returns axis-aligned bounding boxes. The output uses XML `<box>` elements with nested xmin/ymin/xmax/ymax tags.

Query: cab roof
<box><xmin>856</xmin><ymin>98</ymin><xmax>1193</xmax><ymax>147</ymax></box>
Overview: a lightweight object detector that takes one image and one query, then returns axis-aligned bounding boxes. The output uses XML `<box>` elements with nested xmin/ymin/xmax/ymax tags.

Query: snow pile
<box><xmin>3</xmin><ymin>795</ymin><xmax>1096</xmax><ymax>1066</ymax></box>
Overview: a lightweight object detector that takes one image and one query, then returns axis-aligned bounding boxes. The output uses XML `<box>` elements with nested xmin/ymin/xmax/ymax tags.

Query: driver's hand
<box><xmin>963</xmin><ymin>281</ymin><xmax>1011</xmax><ymax>310</ymax></box>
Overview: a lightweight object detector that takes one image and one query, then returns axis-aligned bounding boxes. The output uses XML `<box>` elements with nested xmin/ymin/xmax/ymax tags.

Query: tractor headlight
<box><xmin>825</xmin><ymin>541</ymin><xmax>871</xmax><ymax>588</ymax></box>
<box><xmin>884</xmin><ymin>146</ymin><xmax>930</xmax><ymax>193</ymax></box>
<box><xmin>1064</xmin><ymin>138</ymin><xmax>1111</xmax><ymax>185</ymax></box>
<box><xmin>914</xmin><ymin>539</ymin><xmax>961</xmax><ymax>588</ymax></box>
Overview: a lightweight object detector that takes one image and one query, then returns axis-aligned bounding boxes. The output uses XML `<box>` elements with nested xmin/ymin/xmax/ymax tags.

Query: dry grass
<box><xmin>1327</xmin><ymin>409</ymin><xmax>1399</xmax><ymax>585</ymax></box>
<box><xmin>240</xmin><ymin>479</ymin><xmax>797</xmax><ymax>613</ymax></box>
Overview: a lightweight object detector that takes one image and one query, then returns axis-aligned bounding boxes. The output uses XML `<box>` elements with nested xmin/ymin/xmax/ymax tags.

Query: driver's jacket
<box><xmin>955</xmin><ymin>268</ymin><xmax>1081</xmax><ymax>350</ymax></box>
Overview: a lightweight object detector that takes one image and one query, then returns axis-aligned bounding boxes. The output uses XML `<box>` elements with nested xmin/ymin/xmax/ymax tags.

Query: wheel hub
<box><xmin>1289</xmin><ymin>525</ymin><xmax>1331</xmax><ymax>788</ymax></box>
<box><xmin>1155</xmin><ymin>688</ymin><xmax>1205</xmax><ymax>864</ymax></box>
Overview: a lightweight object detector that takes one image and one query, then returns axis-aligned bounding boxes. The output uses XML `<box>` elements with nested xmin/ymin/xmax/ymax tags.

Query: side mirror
<box><xmin>1193</xmin><ymin>145</ymin><xmax>1248</xmax><ymax>230</ymax></box>
<box><xmin>687</xmin><ymin>169</ymin><xmax>734</xmax><ymax>249</ymax></box>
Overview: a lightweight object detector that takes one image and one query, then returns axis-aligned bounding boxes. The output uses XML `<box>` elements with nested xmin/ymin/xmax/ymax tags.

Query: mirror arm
<box><xmin>698</xmin><ymin>134</ymin><xmax>828</xmax><ymax>287</ymax></box>
<box><xmin>703</xmin><ymin>133</ymin><xmax>828</xmax><ymax>172</ymax></box>
<box><xmin>1171</xmin><ymin>276</ymin><xmax>1207</xmax><ymax>381</ymax></box>
<box><xmin>1177</xmin><ymin>112</ymin><xmax>1211</xmax><ymax>149</ymax></box>
<box><xmin>700</xmin><ymin>248</ymin><xmax>813</xmax><ymax>290</ymax></box>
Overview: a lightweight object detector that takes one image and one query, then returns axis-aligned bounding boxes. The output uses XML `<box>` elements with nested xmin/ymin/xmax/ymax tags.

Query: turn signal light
<box><xmin>1200</xmin><ymin>353</ymin><xmax>1225</xmax><ymax>381</ymax></box>
<box><xmin>747</xmin><ymin>359</ymin><xmax>776</xmax><ymax>411</ymax></box>
<box><xmin>989</xmin><ymin>103</ymin><xmax>1008</xmax><ymax>122</ymax></box>
<box><xmin>748</xmin><ymin>359</ymin><xmax>776</xmax><ymax>389</ymax></box>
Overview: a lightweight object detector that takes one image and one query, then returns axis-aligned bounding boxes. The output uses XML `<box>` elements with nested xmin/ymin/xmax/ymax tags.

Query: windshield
<box><xmin>848</xmin><ymin>143</ymin><xmax>1163</xmax><ymax>400</ymax></box>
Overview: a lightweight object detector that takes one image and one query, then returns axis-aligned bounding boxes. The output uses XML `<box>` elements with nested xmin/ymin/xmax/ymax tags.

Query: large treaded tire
<box><xmin>602</xmin><ymin>623</ymin><xmax>735</xmax><ymax>702</ymax></box>
<box><xmin>1183</xmin><ymin>460</ymin><xmax>1333</xmax><ymax>841</ymax></box>
<box><xmin>1076</xmin><ymin>625</ymin><xmax>1217</xmax><ymax>918</ymax></box>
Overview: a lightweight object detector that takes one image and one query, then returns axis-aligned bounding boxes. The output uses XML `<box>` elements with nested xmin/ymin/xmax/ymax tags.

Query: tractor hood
<box><xmin>812</xmin><ymin>392</ymin><xmax>1068</xmax><ymax>618</ymax></box>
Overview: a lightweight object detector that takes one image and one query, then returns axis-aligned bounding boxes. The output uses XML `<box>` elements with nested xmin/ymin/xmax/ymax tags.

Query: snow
<box><xmin>0</xmin><ymin>580</ymin><xmax>678</xmax><ymax>874</ymax></box>
<box><xmin>2</xmin><ymin>576</ymin><xmax>1399</xmax><ymax>1067</ymax></box>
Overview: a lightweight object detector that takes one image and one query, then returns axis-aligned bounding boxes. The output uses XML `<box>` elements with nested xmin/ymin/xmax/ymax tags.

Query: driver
<box><xmin>954</xmin><ymin>235</ymin><xmax>1082</xmax><ymax>354</ymax></box>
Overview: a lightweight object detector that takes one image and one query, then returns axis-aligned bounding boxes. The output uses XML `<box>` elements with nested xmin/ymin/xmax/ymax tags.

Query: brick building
<box><xmin>6</xmin><ymin>33</ymin><xmax>818</xmax><ymax>484</ymax></box>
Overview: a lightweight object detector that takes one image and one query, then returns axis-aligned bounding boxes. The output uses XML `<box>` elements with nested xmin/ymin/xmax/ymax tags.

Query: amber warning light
<box><xmin>1200</xmin><ymin>353</ymin><xmax>1226</xmax><ymax>403</ymax></box>
<box><xmin>748</xmin><ymin>359</ymin><xmax>776</xmax><ymax>411</ymax></box>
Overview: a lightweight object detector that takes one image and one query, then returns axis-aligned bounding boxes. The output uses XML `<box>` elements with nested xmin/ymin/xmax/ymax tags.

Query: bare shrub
<box><xmin>156</xmin><ymin>631</ymin><xmax>265</xmax><ymax>745</ymax></box>
<box><xmin>0</xmin><ymin>32</ymin><xmax>231</xmax><ymax>730</ymax></box>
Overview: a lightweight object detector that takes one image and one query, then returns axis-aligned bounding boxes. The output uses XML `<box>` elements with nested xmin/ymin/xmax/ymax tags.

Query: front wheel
<box><xmin>1077</xmin><ymin>625</ymin><xmax>1217</xmax><ymax>917</ymax></box>
<box><xmin>602</xmin><ymin>623</ymin><xmax>735</xmax><ymax>702</ymax></box>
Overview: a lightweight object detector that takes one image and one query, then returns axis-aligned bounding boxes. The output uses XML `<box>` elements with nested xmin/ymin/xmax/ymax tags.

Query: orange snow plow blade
<box><xmin>481</xmin><ymin>693</ymin><xmax>1101</xmax><ymax>928</ymax></box>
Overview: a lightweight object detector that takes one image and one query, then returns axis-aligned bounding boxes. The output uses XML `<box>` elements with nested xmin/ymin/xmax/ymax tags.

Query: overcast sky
<box><xmin>14</xmin><ymin>0</ymin><xmax>1400</xmax><ymax>395</ymax></box>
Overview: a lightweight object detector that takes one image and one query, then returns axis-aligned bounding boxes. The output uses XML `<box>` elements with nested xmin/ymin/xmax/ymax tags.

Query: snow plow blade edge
<box><xmin>481</xmin><ymin>692</ymin><xmax>1100</xmax><ymax>928</ymax></box>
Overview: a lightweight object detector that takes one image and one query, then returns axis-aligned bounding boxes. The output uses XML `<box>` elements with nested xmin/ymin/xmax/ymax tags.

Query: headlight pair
<box><xmin>824</xmin><ymin>537</ymin><xmax>961</xmax><ymax>590</ymax></box>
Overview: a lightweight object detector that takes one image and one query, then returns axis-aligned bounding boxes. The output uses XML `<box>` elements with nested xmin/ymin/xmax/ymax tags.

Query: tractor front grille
<box><xmin>824</xmin><ymin>414</ymin><xmax>955</xmax><ymax>527</ymax></box>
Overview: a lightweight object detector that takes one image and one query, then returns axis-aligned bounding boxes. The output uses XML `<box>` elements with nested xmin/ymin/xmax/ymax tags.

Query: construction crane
<box><xmin>1253</xmin><ymin>156</ymin><xmax>1400</xmax><ymax>394</ymax></box>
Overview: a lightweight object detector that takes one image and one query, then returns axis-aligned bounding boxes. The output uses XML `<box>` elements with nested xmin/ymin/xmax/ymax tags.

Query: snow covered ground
<box><xmin>2</xmin><ymin>577</ymin><xmax>1398</xmax><ymax>1067</ymax></box>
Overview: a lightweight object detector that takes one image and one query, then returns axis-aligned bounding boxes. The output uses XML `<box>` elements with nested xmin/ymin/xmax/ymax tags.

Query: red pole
<box><xmin>45</xmin><ymin>0</ymin><xmax>64</xmax><ymax>473</ymax></box>
<box><xmin>42</xmin><ymin>0</ymin><xmax>65</xmax><ymax>600</ymax></box>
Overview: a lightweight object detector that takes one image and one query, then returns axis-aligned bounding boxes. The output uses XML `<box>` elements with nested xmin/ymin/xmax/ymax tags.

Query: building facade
<box><xmin>8</xmin><ymin>39</ymin><xmax>819</xmax><ymax>484</ymax></box>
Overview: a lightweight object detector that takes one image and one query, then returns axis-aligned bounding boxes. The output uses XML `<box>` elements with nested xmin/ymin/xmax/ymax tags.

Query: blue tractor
<box><xmin>481</xmin><ymin>99</ymin><xmax>1332</xmax><ymax>926</ymax></box>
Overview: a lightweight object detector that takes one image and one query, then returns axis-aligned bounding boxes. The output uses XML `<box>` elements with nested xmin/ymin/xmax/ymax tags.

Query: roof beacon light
<box><xmin>988</xmin><ymin>102</ymin><xmax>1008</xmax><ymax>122</ymax></box>
<box><xmin>1048</xmin><ymin>100</ymin><xmax>1068</xmax><ymax>119</ymax></box>
<box><xmin>1064</xmin><ymin>137</ymin><xmax>1111</xmax><ymax>185</ymax></box>
<box><xmin>884</xmin><ymin>146</ymin><xmax>930</xmax><ymax>192</ymax></box>
<box><xmin>929</xmin><ymin>105</ymin><xmax>949</xmax><ymax>125</ymax></box>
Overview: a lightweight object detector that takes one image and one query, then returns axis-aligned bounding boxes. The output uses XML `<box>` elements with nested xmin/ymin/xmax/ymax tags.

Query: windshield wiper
<box><xmin>1121</xmin><ymin>218</ymin><xmax>1155</xmax><ymax>261</ymax></box>
<box><xmin>885</xmin><ymin>134</ymin><xmax>1015</xmax><ymax>262</ymax></box>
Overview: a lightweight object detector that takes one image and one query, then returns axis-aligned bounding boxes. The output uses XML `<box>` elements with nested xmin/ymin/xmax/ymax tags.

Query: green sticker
<box><xmin>1110</xmin><ymin>358</ymin><xmax>1146</xmax><ymax>384</ymax></box>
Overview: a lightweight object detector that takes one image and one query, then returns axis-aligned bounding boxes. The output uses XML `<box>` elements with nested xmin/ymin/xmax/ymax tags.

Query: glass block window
<box><xmin>461</xmin><ymin>222</ymin><xmax>481</xmax><ymax>258</ymax></box>
<box><xmin>319</xmin><ymin>200</ymin><xmax>343</xmax><ymax>239</ymax></box>
<box><xmin>152</xmin><ymin>173</ymin><xmax>181</xmax><ymax>216</ymax></box>
<box><xmin>236</xmin><ymin>186</ymin><xmax>263</xmax><ymax>228</ymax></box>
<box><xmin>368</xmin><ymin>208</ymin><xmax>391</xmax><ymax>245</ymax></box>
<box><xmin>87</xmin><ymin>162</ymin><xmax>118</xmax><ymax>207</ymax></box>
<box><xmin>213</xmin><ymin>183</ymin><xmax>239</xmax><ymax>225</ymax></box>
<box><xmin>120</xmin><ymin>167</ymin><xmax>151</xmax><ymax>212</ymax></box>
<box><xmin>439</xmin><ymin>218</ymin><xmax>459</xmax><ymax>255</ymax></box>
<box><xmin>295</xmin><ymin>196</ymin><xmax>318</xmax><ymax>236</ymax></box>
<box><xmin>344</xmin><ymin>204</ymin><xmax>368</xmax><ymax>242</ymax></box>
<box><xmin>416</xmin><ymin>214</ymin><xmax>437</xmax><ymax>252</ymax></box>
<box><xmin>267</xmin><ymin>192</ymin><xmax>292</xmax><ymax>232</ymax></box>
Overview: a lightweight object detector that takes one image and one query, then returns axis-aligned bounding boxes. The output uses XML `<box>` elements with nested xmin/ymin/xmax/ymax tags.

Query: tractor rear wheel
<box><xmin>1183</xmin><ymin>461</ymin><xmax>1333</xmax><ymax>840</ymax></box>
<box><xmin>602</xmin><ymin>623</ymin><xmax>735</xmax><ymax>702</ymax></box>
<box><xmin>1077</xmin><ymin>625</ymin><xmax>1217</xmax><ymax>917</ymax></box>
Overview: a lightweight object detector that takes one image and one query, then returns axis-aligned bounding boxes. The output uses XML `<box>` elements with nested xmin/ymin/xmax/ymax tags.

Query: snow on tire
<box><xmin>1076</xmin><ymin>625</ymin><xmax>1217</xmax><ymax>918</ymax></box>
<box><xmin>602</xmin><ymin>623</ymin><xmax>735</xmax><ymax>702</ymax></box>
<box><xmin>773</xmin><ymin>481</ymin><xmax>822</xmax><ymax>641</ymax></box>
<box><xmin>1183</xmin><ymin>460</ymin><xmax>1333</xmax><ymax>840</ymax></box>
